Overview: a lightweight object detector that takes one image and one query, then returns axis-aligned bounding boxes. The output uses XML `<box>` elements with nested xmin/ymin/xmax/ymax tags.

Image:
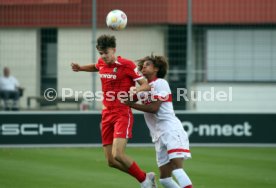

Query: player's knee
<box><xmin>107</xmin><ymin>159</ymin><xmax>117</xmax><ymax>168</ymax></box>
<box><xmin>113</xmin><ymin>152</ymin><xmax>124</xmax><ymax>162</ymax></box>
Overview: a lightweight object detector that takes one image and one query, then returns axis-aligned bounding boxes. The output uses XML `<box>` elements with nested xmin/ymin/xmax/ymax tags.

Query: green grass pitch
<box><xmin>0</xmin><ymin>147</ymin><xmax>275</xmax><ymax>188</ymax></box>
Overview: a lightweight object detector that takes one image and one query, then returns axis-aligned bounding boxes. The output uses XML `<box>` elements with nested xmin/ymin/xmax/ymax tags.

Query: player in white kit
<box><xmin>123</xmin><ymin>54</ymin><xmax>193</xmax><ymax>188</ymax></box>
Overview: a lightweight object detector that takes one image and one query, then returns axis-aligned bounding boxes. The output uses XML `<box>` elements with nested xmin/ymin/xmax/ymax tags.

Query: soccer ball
<box><xmin>106</xmin><ymin>10</ymin><xmax>127</xmax><ymax>31</ymax></box>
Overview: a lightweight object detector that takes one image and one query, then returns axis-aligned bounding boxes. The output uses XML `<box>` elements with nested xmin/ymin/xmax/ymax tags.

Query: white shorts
<box><xmin>155</xmin><ymin>128</ymin><xmax>191</xmax><ymax>167</ymax></box>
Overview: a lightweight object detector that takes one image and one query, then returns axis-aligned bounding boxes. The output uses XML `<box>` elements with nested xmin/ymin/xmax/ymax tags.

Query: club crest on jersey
<box><xmin>113</xmin><ymin>67</ymin><xmax>118</xmax><ymax>73</ymax></box>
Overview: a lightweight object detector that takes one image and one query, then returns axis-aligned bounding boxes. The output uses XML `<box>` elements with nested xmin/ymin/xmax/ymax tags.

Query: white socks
<box><xmin>159</xmin><ymin>177</ymin><xmax>180</xmax><ymax>188</ymax></box>
<box><xmin>172</xmin><ymin>169</ymin><xmax>192</xmax><ymax>188</ymax></box>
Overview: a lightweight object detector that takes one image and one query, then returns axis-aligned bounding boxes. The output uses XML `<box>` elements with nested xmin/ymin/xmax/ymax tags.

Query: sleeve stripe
<box><xmin>95</xmin><ymin>63</ymin><xmax>99</xmax><ymax>70</ymax></box>
<box><xmin>133</xmin><ymin>76</ymin><xmax>144</xmax><ymax>81</ymax></box>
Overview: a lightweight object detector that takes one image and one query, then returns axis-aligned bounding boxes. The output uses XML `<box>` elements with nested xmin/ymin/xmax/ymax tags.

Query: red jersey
<box><xmin>95</xmin><ymin>56</ymin><xmax>143</xmax><ymax>108</ymax></box>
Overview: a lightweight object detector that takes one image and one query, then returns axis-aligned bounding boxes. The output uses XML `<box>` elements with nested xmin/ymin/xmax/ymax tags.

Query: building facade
<box><xmin>0</xmin><ymin>0</ymin><xmax>275</xmax><ymax>111</ymax></box>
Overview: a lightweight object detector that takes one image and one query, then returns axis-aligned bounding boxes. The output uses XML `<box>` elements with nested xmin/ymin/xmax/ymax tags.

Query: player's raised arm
<box><xmin>129</xmin><ymin>78</ymin><xmax>151</xmax><ymax>96</ymax></box>
<box><xmin>71</xmin><ymin>63</ymin><xmax>99</xmax><ymax>72</ymax></box>
<box><xmin>136</xmin><ymin>78</ymin><xmax>151</xmax><ymax>92</ymax></box>
<box><xmin>125</xmin><ymin>99</ymin><xmax>162</xmax><ymax>114</ymax></box>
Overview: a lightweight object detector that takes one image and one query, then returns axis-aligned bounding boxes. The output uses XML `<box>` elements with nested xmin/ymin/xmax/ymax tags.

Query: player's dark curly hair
<box><xmin>96</xmin><ymin>35</ymin><xmax>116</xmax><ymax>50</ymax></box>
<box><xmin>136</xmin><ymin>54</ymin><xmax>168</xmax><ymax>78</ymax></box>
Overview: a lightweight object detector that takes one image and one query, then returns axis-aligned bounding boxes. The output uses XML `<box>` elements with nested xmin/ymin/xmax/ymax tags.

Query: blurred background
<box><xmin>1</xmin><ymin>0</ymin><xmax>275</xmax><ymax>112</ymax></box>
<box><xmin>0</xmin><ymin>1</ymin><xmax>276</xmax><ymax>188</ymax></box>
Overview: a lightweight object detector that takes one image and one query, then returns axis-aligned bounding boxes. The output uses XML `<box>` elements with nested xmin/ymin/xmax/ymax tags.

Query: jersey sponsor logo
<box><xmin>99</xmin><ymin>74</ymin><xmax>117</xmax><ymax>79</ymax></box>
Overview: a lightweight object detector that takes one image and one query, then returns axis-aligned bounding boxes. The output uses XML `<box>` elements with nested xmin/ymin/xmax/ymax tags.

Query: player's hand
<box><xmin>71</xmin><ymin>63</ymin><xmax>81</xmax><ymax>72</ymax></box>
<box><xmin>129</xmin><ymin>86</ymin><xmax>138</xmax><ymax>95</ymax></box>
<box><xmin>120</xmin><ymin>98</ymin><xmax>135</xmax><ymax>106</ymax></box>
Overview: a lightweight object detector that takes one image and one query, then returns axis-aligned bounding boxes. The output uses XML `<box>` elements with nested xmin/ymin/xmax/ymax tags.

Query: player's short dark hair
<box><xmin>96</xmin><ymin>35</ymin><xmax>116</xmax><ymax>50</ymax></box>
<box><xmin>137</xmin><ymin>54</ymin><xmax>168</xmax><ymax>78</ymax></box>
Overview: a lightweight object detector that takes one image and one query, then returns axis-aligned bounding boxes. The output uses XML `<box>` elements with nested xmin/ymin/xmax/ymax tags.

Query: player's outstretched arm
<box><xmin>71</xmin><ymin>63</ymin><xmax>99</xmax><ymax>72</ymax></box>
<box><xmin>130</xmin><ymin>78</ymin><xmax>151</xmax><ymax>95</ymax></box>
<box><xmin>123</xmin><ymin>100</ymin><xmax>162</xmax><ymax>114</ymax></box>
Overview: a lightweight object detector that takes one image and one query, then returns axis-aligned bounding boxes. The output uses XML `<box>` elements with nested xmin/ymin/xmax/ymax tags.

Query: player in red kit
<box><xmin>71</xmin><ymin>35</ymin><xmax>157</xmax><ymax>188</ymax></box>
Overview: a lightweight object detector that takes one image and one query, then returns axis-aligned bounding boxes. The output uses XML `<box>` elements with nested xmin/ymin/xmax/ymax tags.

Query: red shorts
<box><xmin>101</xmin><ymin>107</ymin><xmax>133</xmax><ymax>146</ymax></box>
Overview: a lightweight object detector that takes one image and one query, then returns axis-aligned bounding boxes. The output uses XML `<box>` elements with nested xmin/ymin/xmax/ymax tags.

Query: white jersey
<box><xmin>141</xmin><ymin>78</ymin><xmax>184</xmax><ymax>142</ymax></box>
<box><xmin>0</xmin><ymin>76</ymin><xmax>19</xmax><ymax>91</ymax></box>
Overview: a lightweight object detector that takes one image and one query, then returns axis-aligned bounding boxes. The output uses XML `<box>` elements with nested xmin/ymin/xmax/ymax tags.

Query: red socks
<box><xmin>128</xmin><ymin>162</ymin><xmax>146</xmax><ymax>183</ymax></box>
